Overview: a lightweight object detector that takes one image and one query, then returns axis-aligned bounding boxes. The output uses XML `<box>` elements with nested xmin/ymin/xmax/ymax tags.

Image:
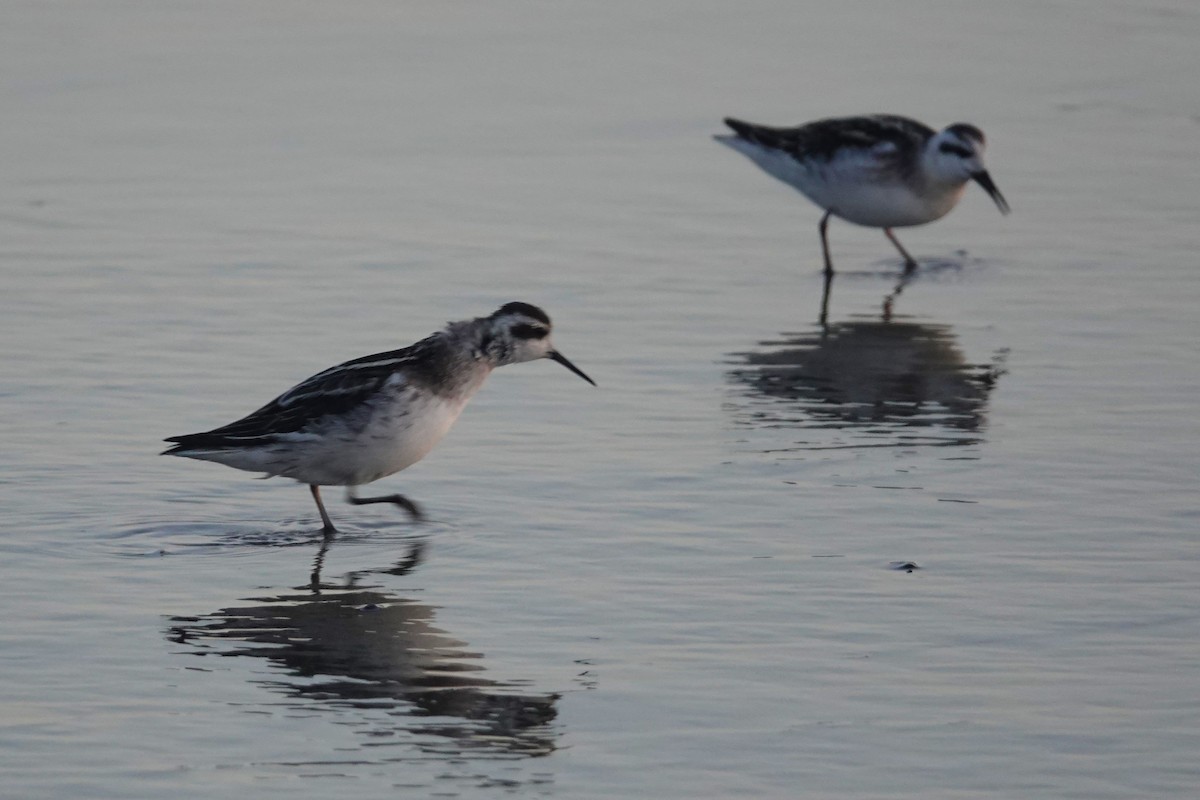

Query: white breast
<box><xmin>722</xmin><ymin>137</ymin><xmax>967</xmax><ymax>228</ymax></box>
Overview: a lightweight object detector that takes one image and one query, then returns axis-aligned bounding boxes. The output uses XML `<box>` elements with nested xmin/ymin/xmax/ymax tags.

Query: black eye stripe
<box><xmin>939</xmin><ymin>142</ymin><xmax>973</xmax><ymax>158</ymax></box>
<box><xmin>511</xmin><ymin>323</ymin><xmax>549</xmax><ymax>340</ymax></box>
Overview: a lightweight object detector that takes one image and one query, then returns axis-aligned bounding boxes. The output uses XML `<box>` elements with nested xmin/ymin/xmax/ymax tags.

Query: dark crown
<box><xmin>945</xmin><ymin>123</ymin><xmax>985</xmax><ymax>146</ymax></box>
<box><xmin>492</xmin><ymin>302</ymin><xmax>552</xmax><ymax>326</ymax></box>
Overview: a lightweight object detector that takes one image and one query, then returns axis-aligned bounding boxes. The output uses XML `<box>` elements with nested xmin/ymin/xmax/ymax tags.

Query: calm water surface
<box><xmin>2</xmin><ymin>2</ymin><xmax>1199</xmax><ymax>798</ymax></box>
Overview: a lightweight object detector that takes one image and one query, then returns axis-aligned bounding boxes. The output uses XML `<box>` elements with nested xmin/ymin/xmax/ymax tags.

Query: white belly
<box><xmin>808</xmin><ymin>166</ymin><xmax>966</xmax><ymax>228</ymax></box>
<box><xmin>291</xmin><ymin>391</ymin><xmax>469</xmax><ymax>486</ymax></box>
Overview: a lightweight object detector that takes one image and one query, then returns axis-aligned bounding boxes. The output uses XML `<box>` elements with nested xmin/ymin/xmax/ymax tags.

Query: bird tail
<box><xmin>163</xmin><ymin>433</ymin><xmax>207</xmax><ymax>456</ymax></box>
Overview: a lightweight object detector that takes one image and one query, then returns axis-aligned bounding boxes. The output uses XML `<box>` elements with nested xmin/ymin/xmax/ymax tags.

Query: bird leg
<box><xmin>818</xmin><ymin>211</ymin><xmax>835</xmax><ymax>276</ymax></box>
<box><xmin>309</xmin><ymin>484</ymin><xmax>338</xmax><ymax>537</ymax></box>
<box><xmin>346</xmin><ymin>486</ymin><xmax>424</xmax><ymax>522</ymax></box>
<box><xmin>818</xmin><ymin>269</ymin><xmax>834</xmax><ymax>331</ymax></box>
<box><xmin>883</xmin><ymin>228</ymin><xmax>919</xmax><ymax>274</ymax></box>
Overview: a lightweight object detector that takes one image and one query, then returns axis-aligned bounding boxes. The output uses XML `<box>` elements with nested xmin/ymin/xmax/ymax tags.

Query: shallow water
<box><xmin>3</xmin><ymin>2</ymin><xmax>1200</xmax><ymax>798</ymax></box>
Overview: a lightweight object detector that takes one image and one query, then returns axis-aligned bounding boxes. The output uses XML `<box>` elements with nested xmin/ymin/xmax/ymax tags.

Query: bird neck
<box><xmin>408</xmin><ymin>321</ymin><xmax>495</xmax><ymax>400</ymax></box>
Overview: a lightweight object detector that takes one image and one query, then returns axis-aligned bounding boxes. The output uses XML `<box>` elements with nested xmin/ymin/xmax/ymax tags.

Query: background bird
<box><xmin>715</xmin><ymin>114</ymin><xmax>1009</xmax><ymax>275</ymax></box>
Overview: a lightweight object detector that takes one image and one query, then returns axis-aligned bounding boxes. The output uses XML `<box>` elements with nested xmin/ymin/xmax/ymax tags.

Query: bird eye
<box><xmin>939</xmin><ymin>142</ymin><xmax>973</xmax><ymax>158</ymax></box>
<box><xmin>511</xmin><ymin>323</ymin><xmax>549</xmax><ymax>340</ymax></box>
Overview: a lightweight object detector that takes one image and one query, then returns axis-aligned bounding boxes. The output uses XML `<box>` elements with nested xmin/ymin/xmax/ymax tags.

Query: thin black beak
<box><xmin>549</xmin><ymin>350</ymin><xmax>596</xmax><ymax>386</ymax></box>
<box><xmin>972</xmin><ymin>170</ymin><xmax>1010</xmax><ymax>215</ymax></box>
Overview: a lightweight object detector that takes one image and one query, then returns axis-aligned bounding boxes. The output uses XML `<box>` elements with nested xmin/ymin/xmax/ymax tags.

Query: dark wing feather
<box><xmin>724</xmin><ymin>114</ymin><xmax>935</xmax><ymax>165</ymax></box>
<box><xmin>163</xmin><ymin>337</ymin><xmax>438</xmax><ymax>451</ymax></box>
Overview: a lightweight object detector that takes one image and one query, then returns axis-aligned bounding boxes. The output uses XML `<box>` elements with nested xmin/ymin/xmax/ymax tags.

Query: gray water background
<box><xmin>2</xmin><ymin>2</ymin><xmax>1198</xmax><ymax>797</ymax></box>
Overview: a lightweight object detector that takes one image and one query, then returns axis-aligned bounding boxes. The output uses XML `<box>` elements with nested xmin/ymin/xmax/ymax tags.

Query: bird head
<box><xmin>481</xmin><ymin>302</ymin><xmax>596</xmax><ymax>385</ymax></box>
<box><xmin>927</xmin><ymin>123</ymin><xmax>1009</xmax><ymax>214</ymax></box>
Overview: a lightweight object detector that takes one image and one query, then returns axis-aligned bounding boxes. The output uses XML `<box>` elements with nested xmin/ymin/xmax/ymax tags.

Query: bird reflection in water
<box><xmin>730</xmin><ymin>275</ymin><xmax>1006</xmax><ymax>450</ymax></box>
<box><xmin>167</xmin><ymin>539</ymin><xmax>558</xmax><ymax>759</ymax></box>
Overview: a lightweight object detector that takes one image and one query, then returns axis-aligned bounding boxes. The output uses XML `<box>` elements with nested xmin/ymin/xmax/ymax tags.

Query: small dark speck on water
<box><xmin>889</xmin><ymin>561</ymin><xmax>920</xmax><ymax>573</ymax></box>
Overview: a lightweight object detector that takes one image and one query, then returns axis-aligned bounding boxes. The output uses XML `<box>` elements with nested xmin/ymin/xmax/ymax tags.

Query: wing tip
<box><xmin>722</xmin><ymin>117</ymin><xmax>753</xmax><ymax>136</ymax></box>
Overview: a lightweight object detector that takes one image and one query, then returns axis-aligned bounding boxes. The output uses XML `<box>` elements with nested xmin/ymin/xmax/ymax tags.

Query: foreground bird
<box><xmin>163</xmin><ymin>302</ymin><xmax>595</xmax><ymax>535</ymax></box>
<box><xmin>715</xmin><ymin>114</ymin><xmax>1009</xmax><ymax>274</ymax></box>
